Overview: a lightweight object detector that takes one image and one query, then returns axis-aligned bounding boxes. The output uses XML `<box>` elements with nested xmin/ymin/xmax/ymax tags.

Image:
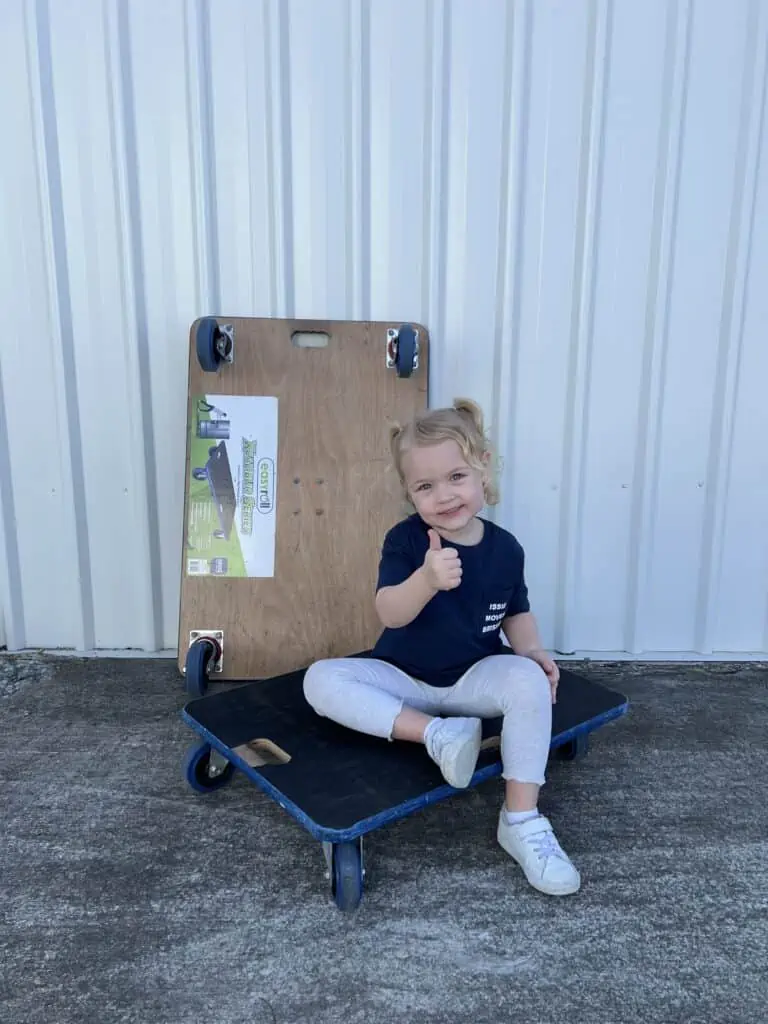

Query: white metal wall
<box><xmin>1</xmin><ymin>0</ymin><xmax>767</xmax><ymax>657</ymax></box>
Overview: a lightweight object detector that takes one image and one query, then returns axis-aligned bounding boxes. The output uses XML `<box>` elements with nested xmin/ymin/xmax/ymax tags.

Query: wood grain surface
<box><xmin>178</xmin><ymin>318</ymin><xmax>428</xmax><ymax>680</ymax></box>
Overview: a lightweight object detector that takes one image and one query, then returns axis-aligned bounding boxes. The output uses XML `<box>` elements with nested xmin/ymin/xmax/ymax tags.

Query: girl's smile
<box><xmin>401</xmin><ymin>439</ymin><xmax>487</xmax><ymax>544</ymax></box>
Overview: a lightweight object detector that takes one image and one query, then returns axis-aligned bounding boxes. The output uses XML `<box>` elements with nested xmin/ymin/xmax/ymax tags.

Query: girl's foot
<box><xmin>497</xmin><ymin>809</ymin><xmax>581</xmax><ymax>895</ymax></box>
<box><xmin>424</xmin><ymin>716</ymin><xmax>481</xmax><ymax>788</ymax></box>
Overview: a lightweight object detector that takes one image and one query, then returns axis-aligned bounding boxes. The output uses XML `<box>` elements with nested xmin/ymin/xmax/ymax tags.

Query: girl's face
<box><xmin>401</xmin><ymin>439</ymin><xmax>487</xmax><ymax>539</ymax></box>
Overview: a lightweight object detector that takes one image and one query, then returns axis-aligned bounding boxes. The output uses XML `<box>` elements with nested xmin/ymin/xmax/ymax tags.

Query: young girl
<box><xmin>303</xmin><ymin>399</ymin><xmax>580</xmax><ymax>896</ymax></box>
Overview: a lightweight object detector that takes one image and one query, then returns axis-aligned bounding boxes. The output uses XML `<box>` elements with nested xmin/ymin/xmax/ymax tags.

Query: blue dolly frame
<box><xmin>181</xmin><ymin>651</ymin><xmax>628</xmax><ymax>912</ymax></box>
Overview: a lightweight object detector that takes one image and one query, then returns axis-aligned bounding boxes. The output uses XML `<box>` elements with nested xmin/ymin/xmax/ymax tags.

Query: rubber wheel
<box><xmin>196</xmin><ymin>317</ymin><xmax>222</xmax><ymax>372</ymax></box>
<box><xmin>332</xmin><ymin>841</ymin><xmax>364</xmax><ymax>912</ymax></box>
<box><xmin>192</xmin><ymin>468</ymin><xmax>207</xmax><ymax>481</ymax></box>
<box><xmin>185</xmin><ymin>639</ymin><xmax>216</xmax><ymax>697</ymax></box>
<box><xmin>554</xmin><ymin>733</ymin><xmax>589</xmax><ymax>761</ymax></box>
<box><xmin>395</xmin><ymin>325</ymin><xmax>416</xmax><ymax>378</ymax></box>
<box><xmin>184</xmin><ymin>742</ymin><xmax>234</xmax><ymax>793</ymax></box>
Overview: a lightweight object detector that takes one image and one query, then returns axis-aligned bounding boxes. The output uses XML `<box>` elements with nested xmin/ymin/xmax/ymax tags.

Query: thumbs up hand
<box><xmin>422</xmin><ymin>529</ymin><xmax>463</xmax><ymax>591</ymax></box>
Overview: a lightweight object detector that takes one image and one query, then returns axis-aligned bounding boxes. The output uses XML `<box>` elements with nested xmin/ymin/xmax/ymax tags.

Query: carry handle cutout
<box><xmin>292</xmin><ymin>331</ymin><xmax>329</xmax><ymax>348</ymax></box>
<box><xmin>233</xmin><ymin>737</ymin><xmax>292</xmax><ymax>768</ymax></box>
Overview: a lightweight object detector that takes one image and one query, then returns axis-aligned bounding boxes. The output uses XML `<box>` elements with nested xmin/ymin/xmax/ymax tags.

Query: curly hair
<box><xmin>388</xmin><ymin>397</ymin><xmax>500</xmax><ymax>507</ymax></box>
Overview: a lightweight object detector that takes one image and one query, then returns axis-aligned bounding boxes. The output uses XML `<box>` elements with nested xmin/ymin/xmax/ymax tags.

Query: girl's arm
<box><xmin>501</xmin><ymin>611</ymin><xmax>544</xmax><ymax>655</ymax></box>
<box><xmin>375</xmin><ymin>569</ymin><xmax>437</xmax><ymax>629</ymax></box>
<box><xmin>375</xmin><ymin>530</ymin><xmax>461</xmax><ymax>629</ymax></box>
<box><xmin>502</xmin><ymin>611</ymin><xmax>560</xmax><ymax>698</ymax></box>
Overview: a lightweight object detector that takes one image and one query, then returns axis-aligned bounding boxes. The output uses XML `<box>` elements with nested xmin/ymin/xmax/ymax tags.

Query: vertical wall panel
<box><xmin>439</xmin><ymin>0</ymin><xmax>510</xmax><ymax>410</ymax></box>
<box><xmin>713</xmin><ymin>0</ymin><xmax>768</xmax><ymax>653</ymax></box>
<box><xmin>288</xmin><ymin>0</ymin><xmax>351</xmax><ymax>319</ymax></box>
<box><xmin>577</xmin><ymin>0</ymin><xmax>671</xmax><ymax>652</ymax></box>
<box><xmin>645</xmin><ymin>0</ymin><xmax>757</xmax><ymax>651</ymax></box>
<box><xmin>42</xmin><ymin>0</ymin><xmax>160</xmax><ymax>650</ymax></box>
<box><xmin>208</xmin><ymin>0</ymin><xmax>288</xmax><ymax>317</ymax></box>
<box><xmin>499</xmin><ymin>0</ymin><xmax>595</xmax><ymax>650</ymax></box>
<box><xmin>1</xmin><ymin>0</ymin><xmax>767</xmax><ymax>656</ymax></box>
<box><xmin>368</xmin><ymin>0</ymin><xmax>431</xmax><ymax>324</ymax></box>
<box><xmin>0</xmin><ymin>0</ymin><xmax>85</xmax><ymax>648</ymax></box>
<box><xmin>122</xmin><ymin>0</ymin><xmax>210</xmax><ymax>650</ymax></box>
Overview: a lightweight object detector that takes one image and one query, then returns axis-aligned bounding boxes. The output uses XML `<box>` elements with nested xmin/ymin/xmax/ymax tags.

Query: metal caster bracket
<box><xmin>215</xmin><ymin>323</ymin><xmax>235</xmax><ymax>364</ymax></box>
<box><xmin>322</xmin><ymin>839</ymin><xmax>365</xmax><ymax>880</ymax></box>
<box><xmin>206</xmin><ymin>747</ymin><xmax>231</xmax><ymax>779</ymax></box>
<box><xmin>386</xmin><ymin>326</ymin><xmax>420</xmax><ymax>371</ymax></box>
<box><xmin>183</xmin><ymin>630</ymin><xmax>224</xmax><ymax>674</ymax></box>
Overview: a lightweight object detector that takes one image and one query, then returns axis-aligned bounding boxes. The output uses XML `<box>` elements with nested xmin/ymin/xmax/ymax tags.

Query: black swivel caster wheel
<box><xmin>395</xmin><ymin>325</ymin><xmax>417</xmax><ymax>378</ymax></box>
<box><xmin>184</xmin><ymin>638</ymin><xmax>219</xmax><ymax>697</ymax></box>
<box><xmin>196</xmin><ymin>317</ymin><xmax>233</xmax><ymax>372</ymax></box>
<box><xmin>184</xmin><ymin>742</ymin><xmax>234</xmax><ymax>793</ymax></box>
<box><xmin>324</xmin><ymin>839</ymin><xmax>365</xmax><ymax>912</ymax></box>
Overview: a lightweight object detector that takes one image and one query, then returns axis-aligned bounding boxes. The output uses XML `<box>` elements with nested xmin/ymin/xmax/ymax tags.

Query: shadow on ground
<box><xmin>2</xmin><ymin>654</ymin><xmax>767</xmax><ymax>1024</ymax></box>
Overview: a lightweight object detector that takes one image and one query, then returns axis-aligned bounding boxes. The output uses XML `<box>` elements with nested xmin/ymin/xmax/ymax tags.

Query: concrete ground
<box><xmin>2</xmin><ymin>653</ymin><xmax>767</xmax><ymax>1024</ymax></box>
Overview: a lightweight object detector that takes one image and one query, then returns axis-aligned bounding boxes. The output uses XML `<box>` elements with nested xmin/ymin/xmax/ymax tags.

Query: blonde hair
<box><xmin>388</xmin><ymin>398</ymin><xmax>500</xmax><ymax>506</ymax></box>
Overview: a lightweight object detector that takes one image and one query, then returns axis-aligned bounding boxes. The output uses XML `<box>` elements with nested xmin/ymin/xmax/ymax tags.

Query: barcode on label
<box><xmin>187</xmin><ymin>559</ymin><xmax>209</xmax><ymax>576</ymax></box>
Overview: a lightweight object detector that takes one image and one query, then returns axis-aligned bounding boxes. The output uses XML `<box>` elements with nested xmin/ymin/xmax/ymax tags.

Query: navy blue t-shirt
<box><xmin>371</xmin><ymin>514</ymin><xmax>530</xmax><ymax>687</ymax></box>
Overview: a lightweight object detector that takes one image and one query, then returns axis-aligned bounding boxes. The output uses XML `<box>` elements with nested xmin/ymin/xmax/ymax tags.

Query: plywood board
<box><xmin>178</xmin><ymin>318</ymin><xmax>428</xmax><ymax>679</ymax></box>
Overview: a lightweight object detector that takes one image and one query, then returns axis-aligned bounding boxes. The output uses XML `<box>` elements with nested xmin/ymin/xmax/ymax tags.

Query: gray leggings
<box><xmin>303</xmin><ymin>654</ymin><xmax>552</xmax><ymax>785</ymax></box>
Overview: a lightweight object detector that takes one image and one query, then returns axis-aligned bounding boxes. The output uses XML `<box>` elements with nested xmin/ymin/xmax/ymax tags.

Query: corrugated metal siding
<box><xmin>1</xmin><ymin>0</ymin><xmax>767</xmax><ymax>656</ymax></box>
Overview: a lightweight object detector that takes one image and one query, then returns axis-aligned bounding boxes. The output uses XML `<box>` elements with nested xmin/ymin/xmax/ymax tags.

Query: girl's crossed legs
<box><xmin>302</xmin><ymin>653</ymin><xmax>552</xmax><ymax>806</ymax></box>
<box><xmin>303</xmin><ymin>653</ymin><xmax>580</xmax><ymax>896</ymax></box>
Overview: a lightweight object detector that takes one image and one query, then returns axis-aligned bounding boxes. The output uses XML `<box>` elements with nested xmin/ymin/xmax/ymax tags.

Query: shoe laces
<box><xmin>525</xmin><ymin>826</ymin><xmax>565</xmax><ymax>863</ymax></box>
<box><xmin>427</xmin><ymin>720</ymin><xmax>456</xmax><ymax>759</ymax></box>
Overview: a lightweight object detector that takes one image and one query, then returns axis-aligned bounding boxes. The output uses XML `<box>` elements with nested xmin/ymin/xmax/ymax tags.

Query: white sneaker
<box><xmin>425</xmin><ymin>717</ymin><xmax>482</xmax><ymax>788</ymax></box>
<box><xmin>497</xmin><ymin>810</ymin><xmax>581</xmax><ymax>895</ymax></box>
